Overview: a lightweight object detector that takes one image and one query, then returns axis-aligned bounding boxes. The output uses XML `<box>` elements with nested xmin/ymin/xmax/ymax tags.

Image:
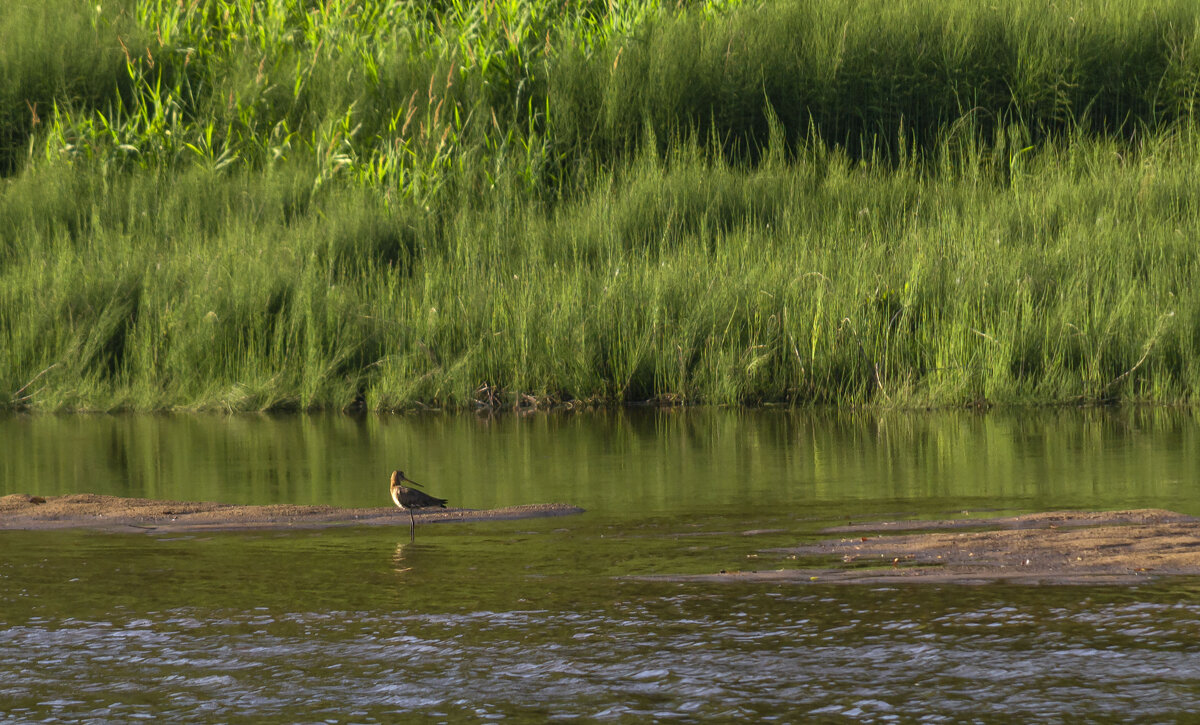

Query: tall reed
<box><xmin>2</xmin><ymin>0</ymin><xmax>1199</xmax><ymax>410</ymax></box>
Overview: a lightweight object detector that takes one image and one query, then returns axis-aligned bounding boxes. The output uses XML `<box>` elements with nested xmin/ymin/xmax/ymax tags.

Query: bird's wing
<box><xmin>410</xmin><ymin>489</ymin><xmax>448</xmax><ymax>508</ymax></box>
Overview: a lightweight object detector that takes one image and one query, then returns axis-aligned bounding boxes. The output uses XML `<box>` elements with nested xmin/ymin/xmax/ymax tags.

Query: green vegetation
<box><xmin>2</xmin><ymin>0</ymin><xmax>1200</xmax><ymax>411</ymax></box>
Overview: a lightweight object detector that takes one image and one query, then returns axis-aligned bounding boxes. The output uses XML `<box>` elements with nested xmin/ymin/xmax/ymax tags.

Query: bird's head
<box><xmin>391</xmin><ymin>470</ymin><xmax>423</xmax><ymax>488</ymax></box>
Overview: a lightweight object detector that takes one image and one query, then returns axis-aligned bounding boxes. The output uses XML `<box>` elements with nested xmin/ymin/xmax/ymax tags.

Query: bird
<box><xmin>389</xmin><ymin>470</ymin><xmax>447</xmax><ymax>541</ymax></box>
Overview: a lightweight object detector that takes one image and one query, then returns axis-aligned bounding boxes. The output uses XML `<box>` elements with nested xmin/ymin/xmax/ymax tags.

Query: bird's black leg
<box><xmin>409</xmin><ymin>508</ymin><xmax>415</xmax><ymax>542</ymax></box>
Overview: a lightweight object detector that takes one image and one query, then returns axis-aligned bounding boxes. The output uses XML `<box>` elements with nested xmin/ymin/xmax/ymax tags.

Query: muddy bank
<box><xmin>641</xmin><ymin>509</ymin><xmax>1200</xmax><ymax>586</ymax></box>
<box><xmin>825</xmin><ymin>508</ymin><xmax>1196</xmax><ymax>534</ymax></box>
<box><xmin>0</xmin><ymin>493</ymin><xmax>584</xmax><ymax>533</ymax></box>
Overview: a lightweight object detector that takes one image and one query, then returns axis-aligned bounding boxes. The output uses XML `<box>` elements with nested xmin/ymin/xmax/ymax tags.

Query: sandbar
<box><xmin>640</xmin><ymin>509</ymin><xmax>1200</xmax><ymax>586</ymax></box>
<box><xmin>0</xmin><ymin>493</ymin><xmax>584</xmax><ymax>533</ymax></box>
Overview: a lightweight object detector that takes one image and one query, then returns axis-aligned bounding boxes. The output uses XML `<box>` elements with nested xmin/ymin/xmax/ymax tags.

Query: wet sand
<box><xmin>0</xmin><ymin>493</ymin><xmax>584</xmax><ymax>533</ymax></box>
<box><xmin>641</xmin><ymin>509</ymin><xmax>1200</xmax><ymax>586</ymax></box>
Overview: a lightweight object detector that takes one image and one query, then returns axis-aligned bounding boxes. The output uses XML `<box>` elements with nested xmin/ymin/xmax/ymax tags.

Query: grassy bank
<box><xmin>2</xmin><ymin>0</ymin><xmax>1200</xmax><ymax>411</ymax></box>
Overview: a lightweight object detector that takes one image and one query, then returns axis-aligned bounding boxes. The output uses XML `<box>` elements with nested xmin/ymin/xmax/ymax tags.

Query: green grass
<box><xmin>2</xmin><ymin>0</ymin><xmax>1200</xmax><ymax>410</ymax></box>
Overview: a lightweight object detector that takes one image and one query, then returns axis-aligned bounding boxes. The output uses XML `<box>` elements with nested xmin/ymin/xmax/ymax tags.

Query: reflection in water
<box><xmin>2</xmin><ymin>408</ymin><xmax>1200</xmax><ymax>720</ymax></box>
<box><xmin>391</xmin><ymin>540</ymin><xmax>412</xmax><ymax>573</ymax></box>
<box><xmin>1</xmin><ymin>407</ymin><xmax>1198</xmax><ymax>514</ymax></box>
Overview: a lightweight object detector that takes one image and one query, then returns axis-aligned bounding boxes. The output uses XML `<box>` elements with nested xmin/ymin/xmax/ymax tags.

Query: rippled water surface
<box><xmin>2</xmin><ymin>408</ymin><xmax>1200</xmax><ymax>721</ymax></box>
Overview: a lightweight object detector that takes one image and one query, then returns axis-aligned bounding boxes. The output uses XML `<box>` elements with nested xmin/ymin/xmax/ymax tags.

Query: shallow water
<box><xmin>2</xmin><ymin>408</ymin><xmax>1200</xmax><ymax>721</ymax></box>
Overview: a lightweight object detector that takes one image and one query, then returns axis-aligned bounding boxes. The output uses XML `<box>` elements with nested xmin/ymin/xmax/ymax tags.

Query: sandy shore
<box><xmin>0</xmin><ymin>493</ymin><xmax>584</xmax><ymax>533</ymax></box>
<box><xmin>640</xmin><ymin>509</ymin><xmax>1200</xmax><ymax>586</ymax></box>
<box><xmin>10</xmin><ymin>497</ymin><xmax>1198</xmax><ymax>584</ymax></box>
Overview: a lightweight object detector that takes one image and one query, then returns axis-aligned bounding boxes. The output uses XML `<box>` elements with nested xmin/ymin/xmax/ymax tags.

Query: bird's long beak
<box><xmin>400</xmin><ymin>474</ymin><xmax>424</xmax><ymax>488</ymax></box>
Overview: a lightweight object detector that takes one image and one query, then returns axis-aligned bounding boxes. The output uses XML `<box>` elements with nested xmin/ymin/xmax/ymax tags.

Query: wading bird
<box><xmin>389</xmin><ymin>470</ymin><xmax>447</xmax><ymax>541</ymax></box>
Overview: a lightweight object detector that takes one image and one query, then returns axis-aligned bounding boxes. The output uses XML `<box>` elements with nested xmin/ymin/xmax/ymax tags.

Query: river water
<box><xmin>1</xmin><ymin>408</ymin><xmax>1199</xmax><ymax>721</ymax></box>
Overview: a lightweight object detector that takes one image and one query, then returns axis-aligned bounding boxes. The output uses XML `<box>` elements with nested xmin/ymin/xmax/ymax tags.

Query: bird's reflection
<box><xmin>392</xmin><ymin>540</ymin><xmax>412</xmax><ymax>572</ymax></box>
